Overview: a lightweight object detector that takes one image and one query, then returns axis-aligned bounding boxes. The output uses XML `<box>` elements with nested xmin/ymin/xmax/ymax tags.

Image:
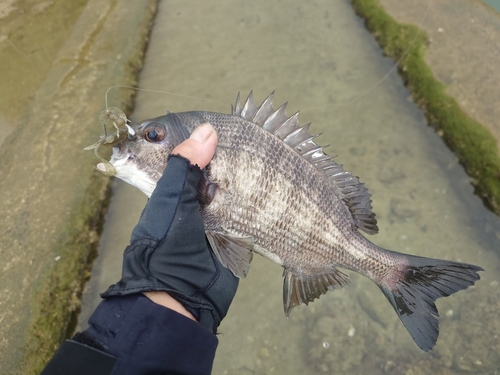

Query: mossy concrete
<box><xmin>0</xmin><ymin>0</ymin><xmax>157</xmax><ymax>373</ymax></box>
<box><xmin>350</xmin><ymin>0</ymin><xmax>500</xmax><ymax>214</ymax></box>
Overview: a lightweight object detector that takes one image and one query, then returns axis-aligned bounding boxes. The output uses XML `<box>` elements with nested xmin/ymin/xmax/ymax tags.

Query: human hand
<box><xmin>143</xmin><ymin>123</ymin><xmax>218</xmax><ymax>321</ymax></box>
<box><xmin>171</xmin><ymin>122</ymin><xmax>218</xmax><ymax>169</ymax></box>
<box><xmin>102</xmin><ymin>123</ymin><xmax>239</xmax><ymax>333</ymax></box>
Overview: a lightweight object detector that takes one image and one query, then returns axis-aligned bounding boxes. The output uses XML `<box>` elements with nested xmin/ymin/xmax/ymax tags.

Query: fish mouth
<box><xmin>96</xmin><ymin>145</ymin><xmax>134</xmax><ymax>176</ymax></box>
<box><xmin>96</xmin><ymin>145</ymin><xmax>157</xmax><ymax>197</ymax></box>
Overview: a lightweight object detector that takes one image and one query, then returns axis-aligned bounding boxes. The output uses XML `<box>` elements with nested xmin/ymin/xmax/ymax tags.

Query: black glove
<box><xmin>102</xmin><ymin>154</ymin><xmax>239</xmax><ymax>333</ymax></box>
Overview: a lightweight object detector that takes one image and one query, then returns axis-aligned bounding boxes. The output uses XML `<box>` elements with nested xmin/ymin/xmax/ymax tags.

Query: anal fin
<box><xmin>283</xmin><ymin>267</ymin><xmax>350</xmax><ymax>316</ymax></box>
<box><xmin>206</xmin><ymin>231</ymin><xmax>254</xmax><ymax>278</ymax></box>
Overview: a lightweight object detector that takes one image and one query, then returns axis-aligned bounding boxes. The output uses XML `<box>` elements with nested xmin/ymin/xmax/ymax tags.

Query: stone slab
<box><xmin>0</xmin><ymin>0</ymin><xmax>156</xmax><ymax>373</ymax></box>
<box><xmin>378</xmin><ymin>0</ymin><xmax>500</xmax><ymax>149</ymax></box>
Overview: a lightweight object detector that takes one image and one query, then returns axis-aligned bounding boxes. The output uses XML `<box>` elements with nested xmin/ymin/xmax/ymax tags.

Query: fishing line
<box><xmin>104</xmin><ymin>85</ymin><xmax>227</xmax><ymax>111</ymax></box>
<box><xmin>342</xmin><ymin>0</ymin><xmax>433</xmax><ymax>107</ymax></box>
<box><xmin>104</xmin><ymin>0</ymin><xmax>434</xmax><ymax>115</ymax></box>
<box><xmin>303</xmin><ymin>0</ymin><xmax>434</xmax><ymax>112</ymax></box>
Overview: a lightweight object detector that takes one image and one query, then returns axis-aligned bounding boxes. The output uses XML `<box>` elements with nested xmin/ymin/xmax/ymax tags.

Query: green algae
<box><xmin>21</xmin><ymin>173</ymin><xmax>111</xmax><ymax>375</ymax></box>
<box><xmin>350</xmin><ymin>0</ymin><xmax>500</xmax><ymax>214</ymax></box>
<box><xmin>2</xmin><ymin>1</ymin><xmax>159</xmax><ymax>372</ymax></box>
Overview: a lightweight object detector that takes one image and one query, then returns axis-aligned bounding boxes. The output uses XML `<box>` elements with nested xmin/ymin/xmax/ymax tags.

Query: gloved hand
<box><xmin>102</xmin><ymin>123</ymin><xmax>238</xmax><ymax>334</ymax></box>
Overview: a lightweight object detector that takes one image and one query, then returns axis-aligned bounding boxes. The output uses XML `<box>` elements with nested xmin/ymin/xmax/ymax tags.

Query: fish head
<box><xmin>90</xmin><ymin>114</ymin><xmax>191</xmax><ymax>197</ymax></box>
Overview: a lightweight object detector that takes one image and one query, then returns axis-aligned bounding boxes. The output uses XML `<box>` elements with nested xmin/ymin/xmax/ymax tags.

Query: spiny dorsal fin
<box><xmin>233</xmin><ymin>92</ymin><xmax>378</xmax><ymax>235</ymax></box>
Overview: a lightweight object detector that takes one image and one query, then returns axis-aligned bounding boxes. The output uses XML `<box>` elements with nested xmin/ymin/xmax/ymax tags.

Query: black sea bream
<box><xmin>90</xmin><ymin>92</ymin><xmax>483</xmax><ymax>351</ymax></box>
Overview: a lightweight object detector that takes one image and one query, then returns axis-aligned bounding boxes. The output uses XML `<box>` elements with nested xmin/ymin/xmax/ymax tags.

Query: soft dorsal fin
<box><xmin>233</xmin><ymin>92</ymin><xmax>378</xmax><ymax>235</ymax></box>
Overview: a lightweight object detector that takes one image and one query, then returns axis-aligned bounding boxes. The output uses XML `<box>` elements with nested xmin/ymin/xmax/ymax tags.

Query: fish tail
<box><xmin>377</xmin><ymin>253</ymin><xmax>483</xmax><ymax>351</ymax></box>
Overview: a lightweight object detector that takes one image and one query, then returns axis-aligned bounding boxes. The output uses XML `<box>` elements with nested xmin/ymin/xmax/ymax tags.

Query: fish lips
<box><xmin>96</xmin><ymin>144</ymin><xmax>132</xmax><ymax>173</ymax></box>
<box><xmin>97</xmin><ymin>144</ymin><xmax>157</xmax><ymax>197</ymax></box>
<box><xmin>111</xmin><ymin>143</ymin><xmax>135</xmax><ymax>163</ymax></box>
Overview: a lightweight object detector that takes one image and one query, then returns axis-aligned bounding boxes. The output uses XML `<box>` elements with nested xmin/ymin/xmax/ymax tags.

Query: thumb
<box><xmin>171</xmin><ymin>123</ymin><xmax>218</xmax><ymax>169</ymax></box>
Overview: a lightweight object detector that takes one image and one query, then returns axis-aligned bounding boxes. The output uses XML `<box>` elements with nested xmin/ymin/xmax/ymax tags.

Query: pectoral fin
<box><xmin>206</xmin><ymin>231</ymin><xmax>254</xmax><ymax>278</ymax></box>
<box><xmin>283</xmin><ymin>267</ymin><xmax>351</xmax><ymax>316</ymax></box>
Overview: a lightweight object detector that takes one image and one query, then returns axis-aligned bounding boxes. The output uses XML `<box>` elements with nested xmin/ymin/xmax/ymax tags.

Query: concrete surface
<box><xmin>78</xmin><ymin>0</ymin><xmax>500</xmax><ymax>374</ymax></box>
<box><xmin>0</xmin><ymin>0</ymin><xmax>86</xmax><ymax>146</ymax></box>
<box><xmin>1</xmin><ymin>0</ymin><xmax>499</xmax><ymax>373</ymax></box>
<box><xmin>0</xmin><ymin>0</ymin><xmax>156</xmax><ymax>373</ymax></box>
<box><xmin>378</xmin><ymin>0</ymin><xmax>500</xmax><ymax>150</ymax></box>
<box><xmin>351</xmin><ymin>0</ymin><xmax>500</xmax><ymax>215</ymax></box>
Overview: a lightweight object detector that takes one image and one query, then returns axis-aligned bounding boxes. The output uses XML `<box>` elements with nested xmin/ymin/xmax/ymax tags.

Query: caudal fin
<box><xmin>378</xmin><ymin>254</ymin><xmax>483</xmax><ymax>351</ymax></box>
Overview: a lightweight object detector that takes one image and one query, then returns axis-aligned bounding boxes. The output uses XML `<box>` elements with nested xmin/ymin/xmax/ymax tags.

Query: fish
<box><xmin>88</xmin><ymin>92</ymin><xmax>483</xmax><ymax>351</ymax></box>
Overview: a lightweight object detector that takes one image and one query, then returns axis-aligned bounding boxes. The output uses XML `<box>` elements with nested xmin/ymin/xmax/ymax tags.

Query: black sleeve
<box><xmin>41</xmin><ymin>294</ymin><xmax>218</xmax><ymax>375</ymax></box>
<box><xmin>40</xmin><ymin>339</ymin><xmax>116</xmax><ymax>375</ymax></box>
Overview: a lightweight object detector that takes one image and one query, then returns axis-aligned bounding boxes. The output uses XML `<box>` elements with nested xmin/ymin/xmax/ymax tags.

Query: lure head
<box><xmin>84</xmin><ymin>107</ymin><xmax>135</xmax><ymax>176</ymax></box>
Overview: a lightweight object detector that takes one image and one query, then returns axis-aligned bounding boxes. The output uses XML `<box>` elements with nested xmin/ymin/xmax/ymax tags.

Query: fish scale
<box><xmin>198</xmin><ymin>115</ymin><xmax>346</xmax><ymax>267</ymax></box>
<box><xmin>90</xmin><ymin>92</ymin><xmax>483</xmax><ymax>352</ymax></box>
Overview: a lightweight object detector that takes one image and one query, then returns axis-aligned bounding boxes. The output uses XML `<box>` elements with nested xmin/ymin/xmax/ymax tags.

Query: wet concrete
<box><xmin>0</xmin><ymin>0</ymin><xmax>156</xmax><ymax>373</ymax></box>
<box><xmin>78</xmin><ymin>0</ymin><xmax>500</xmax><ymax>374</ymax></box>
<box><xmin>0</xmin><ymin>0</ymin><xmax>87</xmax><ymax>145</ymax></box>
<box><xmin>379</xmin><ymin>0</ymin><xmax>500</xmax><ymax>150</ymax></box>
<box><xmin>1</xmin><ymin>0</ymin><xmax>498</xmax><ymax>373</ymax></box>
<box><xmin>484</xmin><ymin>0</ymin><xmax>500</xmax><ymax>12</ymax></box>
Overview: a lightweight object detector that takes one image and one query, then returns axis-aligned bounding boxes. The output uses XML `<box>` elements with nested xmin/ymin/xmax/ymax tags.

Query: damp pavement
<box><xmin>80</xmin><ymin>0</ymin><xmax>500</xmax><ymax>374</ymax></box>
<box><xmin>0</xmin><ymin>1</ymin><xmax>156</xmax><ymax>374</ymax></box>
<box><xmin>1</xmin><ymin>0</ymin><xmax>500</xmax><ymax>374</ymax></box>
<box><xmin>379</xmin><ymin>0</ymin><xmax>500</xmax><ymax>150</ymax></box>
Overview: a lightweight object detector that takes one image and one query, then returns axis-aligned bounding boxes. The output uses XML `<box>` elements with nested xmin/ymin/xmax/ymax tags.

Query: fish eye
<box><xmin>143</xmin><ymin>122</ymin><xmax>166</xmax><ymax>142</ymax></box>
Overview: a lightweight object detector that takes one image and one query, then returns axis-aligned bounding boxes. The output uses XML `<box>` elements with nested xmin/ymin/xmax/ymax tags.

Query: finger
<box><xmin>172</xmin><ymin>123</ymin><xmax>218</xmax><ymax>169</ymax></box>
